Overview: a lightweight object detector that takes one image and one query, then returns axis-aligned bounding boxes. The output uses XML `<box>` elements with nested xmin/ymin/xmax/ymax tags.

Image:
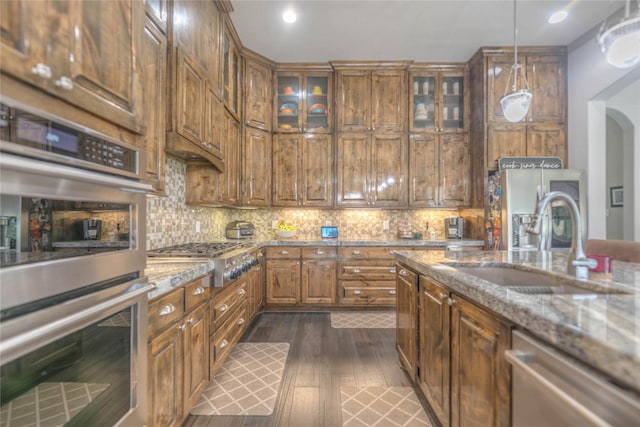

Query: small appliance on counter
<box><xmin>82</xmin><ymin>218</ymin><xmax>102</xmax><ymax>240</ymax></box>
<box><xmin>225</xmin><ymin>221</ymin><xmax>255</xmax><ymax>239</ymax></box>
<box><xmin>445</xmin><ymin>217</ymin><xmax>463</xmax><ymax>239</ymax></box>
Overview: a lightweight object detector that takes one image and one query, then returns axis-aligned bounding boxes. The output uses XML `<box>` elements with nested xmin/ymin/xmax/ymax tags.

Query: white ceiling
<box><xmin>229</xmin><ymin>0</ymin><xmax>626</xmax><ymax>63</ymax></box>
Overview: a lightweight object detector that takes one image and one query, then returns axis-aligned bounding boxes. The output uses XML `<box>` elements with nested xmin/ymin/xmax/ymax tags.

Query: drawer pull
<box><xmin>390</xmin><ymin>268</ymin><xmax>397</xmax><ymax>273</ymax></box>
<box><xmin>352</xmin><ymin>250</ymin><xmax>361</xmax><ymax>255</ymax></box>
<box><xmin>178</xmin><ymin>323</ymin><xmax>186</xmax><ymax>331</ymax></box>
<box><xmin>280</xmin><ymin>250</ymin><xmax>289</xmax><ymax>255</ymax></box>
<box><xmin>237</xmin><ymin>317</ymin><xmax>245</xmax><ymax>325</ymax></box>
<box><xmin>159</xmin><ymin>304</ymin><xmax>175</xmax><ymax>316</ymax></box>
<box><xmin>218</xmin><ymin>304</ymin><xmax>229</xmax><ymax>312</ymax></box>
<box><xmin>439</xmin><ymin>293</ymin><xmax>448</xmax><ymax>300</ymax></box>
<box><xmin>31</xmin><ymin>63</ymin><xmax>52</xmax><ymax>79</ymax></box>
<box><xmin>389</xmin><ymin>290</ymin><xmax>397</xmax><ymax>295</ymax></box>
<box><xmin>316</xmin><ymin>250</ymin><xmax>325</xmax><ymax>255</ymax></box>
<box><xmin>399</xmin><ymin>269</ymin><xmax>407</xmax><ymax>276</ymax></box>
<box><xmin>192</xmin><ymin>286</ymin><xmax>205</xmax><ymax>296</ymax></box>
<box><xmin>238</xmin><ymin>289</ymin><xmax>246</xmax><ymax>296</ymax></box>
<box><xmin>353</xmin><ymin>290</ymin><xmax>362</xmax><ymax>295</ymax></box>
<box><xmin>219</xmin><ymin>339</ymin><xmax>229</xmax><ymax>349</ymax></box>
<box><xmin>353</xmin><ymin>268</ymin><xmax>361</xmax><ymax>273</ymax></box>
<box><xmin>188</xmin><ymin>318</ymin><xmax>195</xmax><ymax>324</ymax></box>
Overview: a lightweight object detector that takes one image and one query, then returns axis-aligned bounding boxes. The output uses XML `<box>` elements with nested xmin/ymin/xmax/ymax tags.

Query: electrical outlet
<box><xmin>325</xmin><ymin>220</ymin><xmax>332</xmax><ymax>226</ymax></box>
<box><xmin>195</xmin><ymin>221</ymin><xmax>201</xmax><ymax>233</ymax></box>
<box><xmin>272</xmin><ymin>220</ymin><xmax>279</xmax><ymax>229</ymax></box>
<box><xmin>383</xmin><ymin>220</ymin><xmax>390</xmax><ymax>230</ymax></box>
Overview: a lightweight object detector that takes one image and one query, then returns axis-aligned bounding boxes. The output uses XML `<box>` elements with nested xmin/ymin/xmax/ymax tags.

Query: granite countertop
<box><xmin>393</xmin><ymin>249</ymin><xmax>640</xmax><ymax>393</ymax></box>
<box><xmin>145</xmin><ymin>259</ymin><xmax>215</xmax><ymax>300</ymax></box>
<box><xmin>252</xmin><ymin>237</ymin><xmax>484</xmax><ymax>247</ymax></box>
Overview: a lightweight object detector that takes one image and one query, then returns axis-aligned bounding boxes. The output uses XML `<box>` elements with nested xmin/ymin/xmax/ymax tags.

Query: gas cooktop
<box><xmin>147</xmin><ymin>242</ymin><xmax>246</xmax><ymax>258</ymax></box>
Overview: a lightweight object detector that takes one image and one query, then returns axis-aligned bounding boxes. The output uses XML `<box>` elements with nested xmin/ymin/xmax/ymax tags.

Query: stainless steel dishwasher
<box><xmin>506</xmin><ymin>330</ymin><xmax>640</xmax><ymax>427</ymax></box>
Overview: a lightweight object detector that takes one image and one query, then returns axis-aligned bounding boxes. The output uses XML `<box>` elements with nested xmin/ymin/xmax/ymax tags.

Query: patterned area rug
<box><xmin>0</xmin><ymin>382</ymin><xmax>109</xmax><ymax>427</ymax></box>
<box><xmin>340</xmin><ymin>386</ymin><xmax>432</xmax><ymax>427</ymax></box>
<box><xmin>330</xmin><ymin>312</ymin><xmax>396</xmax><ymax>329</ymax></box>
<box><xmin>191</xmin><ymin>342</ymin><xmax>290</xmax><ymax>416</ymax></box>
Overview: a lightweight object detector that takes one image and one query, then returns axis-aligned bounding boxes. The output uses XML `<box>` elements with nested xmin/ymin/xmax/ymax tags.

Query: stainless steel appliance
<box><xmin>147</xmin><ymin>242</ymin><xmax>260</xmax><ymax>287</ymax></box>
<box><xmin>1</xmin><ymin>99</ymin><xmax>152</xmax><ymax>426</ymax></box>
<box><xmin>82</xmin><ymin>218</ymin><xmax>103</xmax><ymax>240</ymax></box>
<box><xmin>506</xmin><ymin>330</ymin><xmax>640</xmax><ymax>426</ymax></box>
<box><xmin>500</xmin><ymin>169</ymin><xmax>586</xmax><ymax>251</ymax></box>
<box><xmin>225</xmin><ymin>220</ymin><xmax>256</xmax><ymax>239</ymax></box>
<box><xmin>445</xmin><ymin>217</ymin><xmax>463</xmax><ymax>239</ymax></box>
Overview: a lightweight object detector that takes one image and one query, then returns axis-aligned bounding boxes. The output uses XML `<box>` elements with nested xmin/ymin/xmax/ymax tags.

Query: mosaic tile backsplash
<box><xmin>146</xmin><ymin>158</ymin><xmax>483</xmax><ymax>250</ymax></box>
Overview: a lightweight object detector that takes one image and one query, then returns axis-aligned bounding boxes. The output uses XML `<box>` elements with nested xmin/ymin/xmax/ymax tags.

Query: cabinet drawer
<box><xmin>210</xmin><ymin>303</ymin><xmax>247</xmax><ymax>376</ymax></box>
<box><xmin>148</xmin><ymin>287</ymin><xmax>185</xmax><ymax>337</ymax></box>
<box><xmin>339</xmin><ymin>246</ymin><xmax>400</xmax><ymax>259</ymax></box>
<box><xmin>211</xmin><ymin>281</ymin><xmax>247</xmax><ymax>331</ymax></box>
<box><xmin>302</xmin><ymin>247</ymin><xmax>338</xmax><ymax>259</ymax></box>
<box><xmin>338</xmin><ymin>262</ymin><xmax>397</xmax><ymax>280</ymax></box>
<box><xmin>267</xmin><ymin>247</ymin><xmax>302</xmax><ymax>259</ymax></box>
<box><xmin>185</xmin><ymin>275</ymin><xmax>210</xmax><ymax>312</ymax></box>
<box><xmin>339</xmin><ymin>281</ymin><xmax>397</xmax><ymax>305</ymax></box>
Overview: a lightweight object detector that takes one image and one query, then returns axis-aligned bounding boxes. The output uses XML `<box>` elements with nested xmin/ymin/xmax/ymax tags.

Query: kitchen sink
<box><xmin>451</xmin><ymin>265</ymin><xmax>628</xmax><ymax>295</ymax></box>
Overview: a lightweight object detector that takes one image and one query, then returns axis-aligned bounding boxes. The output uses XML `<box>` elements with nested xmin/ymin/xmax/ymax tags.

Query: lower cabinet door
<box><xmin>266</xmin><ymin>260</ymin><xmax>300</xmax><ymax>304</ymax></box>
<box><xmin>149</xmin><ymin>324</ymin><xmax>184</xmax><ymax>427</ymax></box>
<box><xmin>301</xmin><ymin>260</ymin><xmax>336</xmax><ymax>304</ymax></box>
<box><xmin>183</xmin><ymin>304</ymin><xmax>209</xmax><ymax>412</ymax></box>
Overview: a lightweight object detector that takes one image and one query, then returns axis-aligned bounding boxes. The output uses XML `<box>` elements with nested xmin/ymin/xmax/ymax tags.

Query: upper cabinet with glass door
<box><xmin>274</xmin><ymin>67</ymin><xmax>333</xmax><ymax>133</ymax></box>
<box><xmin>409</xmin><ymin>65</ymin><xmax>468</xmax><ymax>133</ymax></box>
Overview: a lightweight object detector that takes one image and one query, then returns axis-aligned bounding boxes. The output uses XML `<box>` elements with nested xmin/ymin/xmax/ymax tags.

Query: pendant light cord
<box><xmin>513</xmin><ymin>0</ymin><xmax>518</xmax><ymax>66</ymax></box>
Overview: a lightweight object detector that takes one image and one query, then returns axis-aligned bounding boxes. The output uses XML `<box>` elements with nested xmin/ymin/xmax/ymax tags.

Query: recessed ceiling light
<box><xmin>283</xmin><ymin>9</ymin><xmax>297</xmax><ymax>23</ymax></box>
<box><xmin>548</xmin><ymin>10</ymin><xmax>568</xmax><ymax>24</ymax></box>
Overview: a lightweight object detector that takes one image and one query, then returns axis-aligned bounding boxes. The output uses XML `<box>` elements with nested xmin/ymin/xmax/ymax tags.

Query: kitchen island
<box><xmin>393</xmin><ymin>248</ymin><xmax>640</xmax><ymax>393</ymax></box>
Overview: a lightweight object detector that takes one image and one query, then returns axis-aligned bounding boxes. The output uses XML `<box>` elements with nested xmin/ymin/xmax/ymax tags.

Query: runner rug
<box><xmin>191</xmin><ymin>342</ymin><xmax>290</xmax><ymax>416</ymax></box>
<box><xmin>340</xmin><ymin>386</ymin><xmax>433</xmax><ymax>427</ymax></box>
<box><xmin>330</xmin><ymin>311</ymin><xmax>396</xmax><ymax>329</ymax></box>
<box><xmin>0</xmin><ymin>382</ymin><xmax>109</xmax><ymax>427</ymax></box>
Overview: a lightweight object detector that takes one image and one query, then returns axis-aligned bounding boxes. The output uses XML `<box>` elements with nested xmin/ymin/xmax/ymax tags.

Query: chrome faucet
<box><xmin>526</xmin><ymin>191</ymin><xmax>596</xmax><ymax>280</ymax></box>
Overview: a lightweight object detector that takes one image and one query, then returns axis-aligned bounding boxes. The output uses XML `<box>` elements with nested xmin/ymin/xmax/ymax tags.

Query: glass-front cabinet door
<box><xmin>410</xmin><ymin>67</ymin><xmax>467</xmax><ymax>133</ymax></box>
<box><xmin>274</xmin><ymin>70</ymin><xmax>332</xmax><ymax>133</ymax></box>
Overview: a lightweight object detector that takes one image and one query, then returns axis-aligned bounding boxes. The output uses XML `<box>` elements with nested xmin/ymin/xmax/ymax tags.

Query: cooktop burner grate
<box><xmin>147</xmin><ymin>242</ymin><xmax>245</xmax><ymax>258</ymax></box>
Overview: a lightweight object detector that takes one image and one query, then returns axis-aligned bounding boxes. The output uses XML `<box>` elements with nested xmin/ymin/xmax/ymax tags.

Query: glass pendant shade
<box><xmin>598</xmin><ymin>14</ymin><xmax>640</xmax><ymax>68</ymax></box>
<box><xmin>500</xmin><ymin>89</ymin><xmax>532</xmax><ymax>123</ymax></box>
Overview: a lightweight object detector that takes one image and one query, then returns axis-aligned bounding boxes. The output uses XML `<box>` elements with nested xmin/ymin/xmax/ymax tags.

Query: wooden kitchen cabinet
<box><xmin>222</xmin><ymin>22</ymin><xmax>241</xmax><ymax>118</ymax></box>
<box><xmin>409</xmin><ymin>133</ymin><xmax>470</xmax><ymax>208</ymax></box>
<box><xmin>333</xmin><ymin>63</ymin><xmax>409</xmax><ymax>133</ymax></box>
<box><xmin>336</xmin><ymin>132</ymin><xmax>408</xmax><ymax>207</ymax></box>
<box><xmin>409</xmin><ymin>65</ymin><xmax>468</xmax><ymax>133</ymax></box>
<box><xmin>148</xmin><ymin>276</ymin><xmax>210</xmax><ymax>427</ymax></box>
<box><xmin>266</xmin><ymin>247</ymin><xmax>301</xmax><ymax>304</ymax></box>
<box><xmin>242</xmin><ymin>127</ymin><xmax>272</xmax><ymax>207</ymax></box>
<box><xmin>272</xmin><ymin>133</ymin><xmax>333</xmax><ymax>207</ymax></box>
<box><xmin>141</xmin><ymin>10</ymin><xmax>167</xmax><ymax>194</ymax></box>
<box><xmin>338</xmin><ymin>247</ymin><xmax>399</xmax><ymax>306</ymax></box>
<box><xmin>413</xmin><ymin>273</ymin><xmax>511</xmax><ymax>427</ymax></box>
<box><xmin>247</xmin><ymin>249</ymin><xmax>265</xmax><ymax>319</ymax></box>
<box><xmin>273</xmin><ymin>67</ymin><xmax>333</xmax><ymax>133</ymax></box>
<box><xmin>218</xmin><ymin>108</ymin><xmax>242</xmax><ymax>206</ymax></box>
<box><xmin>0</xmin><ymin>0</ymin><xmax>145</xmax><ymax>134</ymax></box>
<box><xmin>243</xmin><ymin>51</ymin><xmax>273</xmax><ymax>131</ymax></box>
<box><xmin>396</xmin><ymin>265</ymin><xmax>417</xmax><ymax>381</ymax></box>
<box><xmin>301</xmin><ymin>247</ymin><xmax>338</xmax><ymax>304</ymax></box>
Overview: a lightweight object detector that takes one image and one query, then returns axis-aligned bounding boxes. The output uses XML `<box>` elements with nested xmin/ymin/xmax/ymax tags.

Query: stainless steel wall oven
<box><xmin>0</xmin><ymin>98</ymin><xmax>152</xmax><ymax>426</ymax></box>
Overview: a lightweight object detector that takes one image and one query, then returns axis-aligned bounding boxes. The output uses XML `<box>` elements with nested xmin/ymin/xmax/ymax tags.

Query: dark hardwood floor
<box><xmin>183</xmin><ymin>312</ymin><xmax>436</xmax><ymax>427</ymax></box>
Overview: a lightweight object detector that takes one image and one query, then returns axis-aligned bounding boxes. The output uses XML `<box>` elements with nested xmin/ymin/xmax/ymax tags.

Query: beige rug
<box><xmin>191</xmin><ymin>342</ymin><xmax>289</xmax><ymax>416</ymax></box>
<box><xmin>340</xmin><ymin>386</ymin><xmax>432</xmax><ymax>427</ymax></box>
<box><xmin>331</xmin><ymin>312</ymin><xmax>396</xmax><ymax>329</ymax></box>
<box><xmin>0</xmin><ymin>382</ymin><xmax>109</xmax><ymax>427</ymax></box>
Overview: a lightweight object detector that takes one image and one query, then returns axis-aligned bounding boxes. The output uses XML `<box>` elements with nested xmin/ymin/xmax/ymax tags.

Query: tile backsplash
<box><xmin>146</xmin><ymin>158</ymin><xmax>481</xmax><ymax>250</ymax></box>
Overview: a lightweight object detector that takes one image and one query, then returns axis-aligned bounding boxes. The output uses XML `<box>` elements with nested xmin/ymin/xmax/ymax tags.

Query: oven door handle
<box><xmin>1</xmin><ymin>281</ymin><xmax>155</xmax><ymax>363</ymax></box>
<box><xmin>505</xmin><ymin>349</ymin><xmax>611</xmax><ymax>427</ymax></box>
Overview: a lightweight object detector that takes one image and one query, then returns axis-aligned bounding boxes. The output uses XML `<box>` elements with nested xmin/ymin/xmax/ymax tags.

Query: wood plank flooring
<box><xmin>183</xmin><ymin>312</ymin><xmax>437</xmax><ymax>427</ymax></box>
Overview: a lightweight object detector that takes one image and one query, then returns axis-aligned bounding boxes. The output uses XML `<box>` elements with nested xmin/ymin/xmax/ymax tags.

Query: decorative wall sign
<box><xmin>498</xmin><ymin>157</ymin><xmax>563</xmax><ymax>171</ymax></box>
<box><xmin>610</xmin><ymin>186</ymin><xmax>623</xmax><ymax>207</ymax></box>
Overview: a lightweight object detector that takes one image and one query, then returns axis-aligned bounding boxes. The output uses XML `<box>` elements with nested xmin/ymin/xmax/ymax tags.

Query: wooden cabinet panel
<box><xmin>526</xmin><ymin>55</ymin><xmax>566</xmax><ymax>123</ymax></box>
<box><xmin>339</xmin><ymin>281</ymin><xmax>397</xmax><ymax>305</ymax></box>
<box><xmin>301</xmin><ymin>247</ymin><xmax>338</xmax><ymax>259</ymax></box>
<box><xmin>244</xmin><ymin>57</ymin><xmax>272</xmax><ymax>131</ymax></box>
<box><xmin>486</xmin><ymin>124</ymin><xmax>527</xmax><ymax>169</ymax></box>
<box><xmin>222</xmin><ymin>25</ymin><xmax>240</xmax><ymax>116</ymax></box>
<box><xmin>336</xmin><ymin>133</ymin><xmax>370</xmax><ymax>206</ymax></box>
<box><xmin>266</xmin><ymin>259</ymin><xmax>300</xmax><ymax>304</ymax></box>
<box><xmin>148</xmin><ymin>288</ymin><xmax>185</xmax><ymax>337</ymax></box>
<box><xmin>145</xmin><ymin>0</ymin><xmax>167</xmax><ymax>32</ymax></box>
<box><xmin>149</xmin><ymin>324</ymin><xmax>183</xmax><ymax>427</ymax></box>
<box><xmin>175</xmin><ymin>49</ymin><xmax>206</xmax><ymax>145</ymax></box>
<box><xmin>301</xmin><ymin>260</ymin><xmax>336</xmax><ymax>304</ymax></box>
<box><xmin>371</xmin><ymin>133</ymin><xmax>408</xmax><ymax>206</ymax></box>
<box><xmin>266</xmin><ymin>247</ymin><xmax>302</xmax><ymax>259</ymax></box>
<box><xmin>526</xmin><ymin>124</ymin><xmax>566</xmax><ymax>164</ymax></box>
<box><xmin>272</xmin><ymin>134</ymin><xmax>302</xmax><ymax>206</ymax></box>
<box><xmin>141</xmin><ymin>13</ymin><xmax>167</xmax><ymax>194</ymax></box>
<box><xmin>185</xmin><ymin>161</ymin><xmax>219</xmax><ymax>206</ymax></box>
<box><xmin>248</xmin><ymin>252</ymin><xmax>265</xmax><ymax>319</ymax></box>
<box><xmin>409</xmin><ymin>134</ymin><xmax>438</xmax><ymax>207</ymax></box>
<box><xmin>242</xmin><ymin>128</ymin><xmax>272</xmax><ymax>207</ymax></box>
<box><xmin>183</xmin><ymin>304</ymin><xmax>209</xmax><ymax>413</ymax></box>
<box><xmin>419</xmin><ymin>276</ymin><xmax>451</xmax><ymax>427</ymax></box>
<box><xmin>372</xmin><ymin>69</ymin><xmax>407</xmax><ymax>132</ymax></box>
<box><xmin>218</xmin><ymin>109</ymin><xmax>241</xmax><ymax>205</ymax></box>
<box><xmin>439</xmin><ymin>134</ymin><xmax>470</xmax><ymax>207</ymax></box>
<box><xmin>450</xmin><ymin>295</ymin><xmax>511</xmax><ymax>427</ymax></box>
<box><xmin>185</xmin><ymin>277</ymin><xmax>210</xmax><ymax>312</ymax></box>
<box><xmin>486</xmin><ymin>56</ymin><xmax>516</xmax><ymax>123</ymax></box>
<box><xmin>335</xmin><ymin>69</ymin><xmax>371</xmax><ymax>132</ymax></box>
<box><xmin>338</xmin><ymin>246</ymin><xmax>398</xmax><ymax>259</ymax></box>
<box><xmin>396</xmin><ymin>265</ymin><xmax>417</xmax><ymax>381</ymax></box>
<box><xmin>210</xmin><ymin>280</ymin><xmax>247</xmax><ymax>331</ymax></box>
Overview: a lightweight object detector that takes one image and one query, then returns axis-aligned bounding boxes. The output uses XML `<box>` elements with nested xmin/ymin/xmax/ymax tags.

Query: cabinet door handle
<box><xmin>218</xmin><ymin>303</ymin><xmax>229</xmax><ymax>312</ymax></box>
<box><xmin>238</xmin><ymin>289</ymin><xmax>246</xmax><ymax>296</ymax></box>
<box><xmin>316</xmin><ymin>250</ymin><xmax>325</xmax><ymax>255</ymax></box>
<box><xmin>188</xmin><ymin>318</ymin><xmax>195</xmax><ymax>324</ymax></box>
<box><xmin>54</xmin><ymin>76</ymin><xmax>74</xmax><ymax>91</ymax></box>
<box><xmin>352</xmin><ymin>250</ymin><xmax>361</xmax><ymax>255</ymax></box>
<box><xmin>31</xmin><ymin>63</ymin><xmax>52</xmax><ymax>79</ymax></box>
<box><xmin>192</xmin><ymin>286</ymin><xmax>205</xmax><ymax>296</ymax></box>
<box><xmin>159</xmin><ymin>304</ymin><xmax>175</xmax><ymax>316</ymax></box>
<box><xmin>448</xmin><ymin>298</ymin><xmax>456</xmax><ymax>306</ymax></box>
<box><xmin>280</xmin><ymin>250</ymin><xmax>289</xmax><ymax>255</ymax></box>
<box><xmin>389</xmin><ymin>290</ymin><xmax>397</xmax><ymax>295</ymax></box>
<box><xmin>353</xmin><ymin>290</ymin><xmax>362</xmax><ymax>295</ymax></box>
<box><xmin>177</xmin><ymin>323</ymin><xmax>186</xmax><ymax>332</ymax></box>
<box><xmin>399</xmin><ymin>269</ymin><xmax>407</xmax><ymax>276</ymax></box>
<box><xmin>237</xmin><ymin>317</ymin><xmax>245</xmax><ymax>325</ymax></box>
<box><xmin>439</xmin><ymin>293</ymin><xmax>448</xmax><ymax>300</ymax></box>
<box><xmin>353</xmin><ymin>268</ymin><xmax>361</xmax><ymax>273</ymax></box>
<box><xmin>219</xmin><ymin>339</ymin><xmax>229</xmax><ymax>349</ymax></box>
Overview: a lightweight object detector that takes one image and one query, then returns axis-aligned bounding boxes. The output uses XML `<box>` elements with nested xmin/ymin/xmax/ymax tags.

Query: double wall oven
<box><xmin>0</xmin><ymin>99</ymin><xmax>152</xmax><ymax>426</ymax></box>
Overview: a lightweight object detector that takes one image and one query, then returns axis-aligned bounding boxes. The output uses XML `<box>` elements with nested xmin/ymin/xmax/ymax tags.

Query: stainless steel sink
<box><xmin>452</xmin><ymin>266</ymin><xmax>628</xmax><ymax>295</ymax></box>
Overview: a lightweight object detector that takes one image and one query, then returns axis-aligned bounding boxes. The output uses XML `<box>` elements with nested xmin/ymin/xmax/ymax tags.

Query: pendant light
<box><xmin>500</xmin><ymin>0</ymin><xmax>532</xmax><ymax>123</ymax></box>
<box><xmin>597</xmin><ymin>0</ymin><xmax>640</xmax><ymax>68</ymax></box>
